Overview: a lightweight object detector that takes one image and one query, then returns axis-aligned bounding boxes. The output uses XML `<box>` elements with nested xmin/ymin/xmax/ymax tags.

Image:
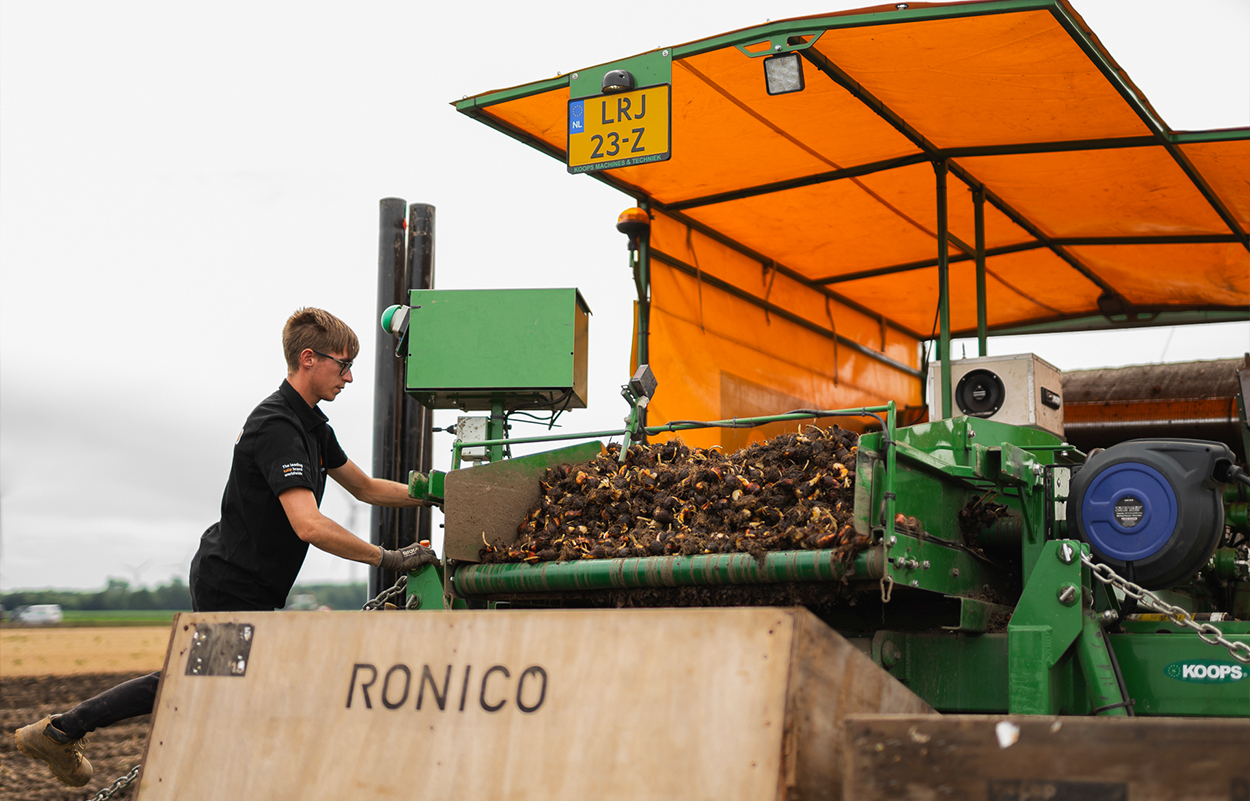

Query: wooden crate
<box><xmin>137</xmin><ymin>607</ymin><xmax>930</xmax><ymax>800</ymax></box>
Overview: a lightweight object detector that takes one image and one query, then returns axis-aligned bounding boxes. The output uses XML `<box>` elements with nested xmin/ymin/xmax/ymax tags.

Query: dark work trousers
<box><xmin>52</xmin><ymin>577</ymin><xmax>267</xmax><ymax>740</ymax></box>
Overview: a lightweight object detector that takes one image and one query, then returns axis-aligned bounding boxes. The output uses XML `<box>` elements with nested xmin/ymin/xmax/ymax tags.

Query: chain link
<box><xmin>84</xmin><ymin>764</ymin><xmax>141</xmax><ymax>801</ymax></box>
<box><xmin>1081</xmin><ymin>553</ymin><xmax>1250</xmax><ymax>664</ymax></box>
<box><xmin>362</xmin><ymin>575</ymin><xmax>408</xmax><ymax>610</ymax></box>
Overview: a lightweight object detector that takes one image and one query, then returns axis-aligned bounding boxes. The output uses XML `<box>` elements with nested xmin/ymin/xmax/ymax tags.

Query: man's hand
<box><xmin>378</xmin><ymin>543</ymin><xmax>440</xmax><ymax>572</ymax></box>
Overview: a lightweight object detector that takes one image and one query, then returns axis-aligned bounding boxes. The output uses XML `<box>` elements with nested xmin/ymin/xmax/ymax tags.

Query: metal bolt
<box><xmin>661</xmin><ymin>50</ymin><xmax>669</xmax><ymax>57</ymax></box>
<box><xmin>922</xmin><ymin>560</ymin><xmax>931</xmax><ymax>570</ymax></box>
<box><xmin>887</xmin><ymin>535</ymin><xmax>897</xmax><ymax>546</ymax></box>
<box><xmin>775</xmin><ymin>44</ymin><xmax>783</xmax><ymax>51</ymax></box>
<box><xmin>950</xmin><ymin>568</ymin><xmax>960</xmax><ymax>578</ymax></box>
<box><xmin>1058</xmin><ymin>542</ymin><xmax>1076</xmax><ymax>565</ymax></box>
<box><xmin>572</xmin><ymin>73</ymin><xmax>579</xmax><ymax>80</ymax></box>
<box><xmin>1099</xmin><ymin>610</ymin><xmax>1119</xmax><ymax>625</ymax></box>
<box><xmin>1057</xmin><ymin>585</ymin><xmax>1078</xmax><ymax>606</ymax></box>
<box><xmin>881</xmin><ymin>640</ymin><xmax>902</xmax><ymax>668</ymax></box>
<box><xmin>910</xmin><ymin>580</ymin><xmax>920</xmax><ymax>587</ymax></box>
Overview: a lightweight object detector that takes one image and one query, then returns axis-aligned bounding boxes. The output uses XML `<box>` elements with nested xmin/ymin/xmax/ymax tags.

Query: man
<box><xmin>14</xmin><ymin>308</ymin><xmax>437</xmax><ymax>787</ymax></box>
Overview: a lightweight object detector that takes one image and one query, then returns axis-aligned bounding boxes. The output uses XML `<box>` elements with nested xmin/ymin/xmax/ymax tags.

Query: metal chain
<box><xmin>84</xmin><ymin>764</ymin><xmax>141</xmax><ymax>801</ymax></box>
<box><xmin>1081</xmin><ymin>553</ymin><xmax>1250</xmax><ymax>664</ymax></box>
<box><xmin>362</xmin><ymin>575</ymin><xmax>408</xmax><ymax>610</ymax></box>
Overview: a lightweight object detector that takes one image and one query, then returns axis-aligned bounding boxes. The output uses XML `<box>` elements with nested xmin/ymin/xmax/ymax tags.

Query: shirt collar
<box><xmin>279</xmin><ymin>379</ymin><xmax>330</xmax><ymax>431</ymax></box>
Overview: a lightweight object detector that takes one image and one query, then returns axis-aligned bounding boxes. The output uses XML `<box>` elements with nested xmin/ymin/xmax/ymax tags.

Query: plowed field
<box><xmin>2</xmin><ymin>627</ymin><xmax>170</xmax><ymax>800</ymax></box>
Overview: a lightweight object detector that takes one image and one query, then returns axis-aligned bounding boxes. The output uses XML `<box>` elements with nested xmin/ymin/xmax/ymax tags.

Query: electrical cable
<box><xmin>1102</xmin><ymin>623</ymin><xmax>1136</xmax><ymax>717</ymax></box>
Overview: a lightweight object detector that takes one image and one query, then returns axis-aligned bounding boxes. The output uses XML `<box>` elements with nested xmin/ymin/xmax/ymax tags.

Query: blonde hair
<box><xmin>282</xmin><ymin>308</ymin><xmax>360</xmax><ymax>373</ymax></box>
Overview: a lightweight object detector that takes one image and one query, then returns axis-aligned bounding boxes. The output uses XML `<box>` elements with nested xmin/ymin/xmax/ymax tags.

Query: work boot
<box><xmin>14</xmin><ymin>715</ymin><xmax>93</xmax><ymax>787</ymax></box>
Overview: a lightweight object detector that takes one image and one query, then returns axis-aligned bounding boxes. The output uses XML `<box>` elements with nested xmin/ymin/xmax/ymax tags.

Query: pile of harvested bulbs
<box><xmin>480</xmin><ymin>425</ymin><xmax>869</xmax><ymax>565</ymax></box>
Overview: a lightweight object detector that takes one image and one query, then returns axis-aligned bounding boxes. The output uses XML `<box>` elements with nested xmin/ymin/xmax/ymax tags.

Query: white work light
<box><xmin>763</xmin><ymin>52</ymin><xmax>805</xmax><ymax>95</ymax></box>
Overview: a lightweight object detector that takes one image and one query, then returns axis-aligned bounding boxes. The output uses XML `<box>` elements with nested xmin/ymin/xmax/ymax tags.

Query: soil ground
<box><xmin>2</xmin><ymin>627</ymin><xmax>169</xmax><ymax>800</ymax></box>
<box><xmin>2</xmin><ymin>673</ymin><xmax>148</xmax><ymax>800</ymax></box>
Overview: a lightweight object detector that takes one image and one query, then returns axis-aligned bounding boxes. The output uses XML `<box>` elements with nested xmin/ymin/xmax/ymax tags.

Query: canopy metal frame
<box><xmin>456</xmin><ymin>0</ymin><xmax>1250</xmax><ymax>419</ymax></box>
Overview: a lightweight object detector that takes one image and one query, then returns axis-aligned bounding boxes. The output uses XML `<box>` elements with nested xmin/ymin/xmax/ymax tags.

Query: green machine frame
<box><xmin>403</xmin><ymin>398</ymin><xmax>1249</xmax><ymax>718</ymax></box>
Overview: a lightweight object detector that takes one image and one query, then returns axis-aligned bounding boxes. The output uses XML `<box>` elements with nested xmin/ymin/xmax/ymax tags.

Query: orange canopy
<box><xmin>457</xmin><ymin>0</ymin><xmax>1249</xmax><ymax>445</ymax></box>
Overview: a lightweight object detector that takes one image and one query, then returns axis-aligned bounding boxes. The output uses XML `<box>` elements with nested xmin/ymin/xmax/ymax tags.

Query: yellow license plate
<box><xmin>567</xmin><ymin>85</ymin><xmax>671</xmax><ymax>173</ymax></box>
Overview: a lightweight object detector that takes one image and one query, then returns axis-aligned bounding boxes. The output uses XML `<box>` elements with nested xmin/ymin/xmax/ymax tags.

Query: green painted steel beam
<box><xmin>451</xmin><ymin>548</ymin><xmax>866</xmax><ymax>597</ymax></box>
<box><xmin>935</xmin><ymin>160</ymin><xmax>952</xmax><ymax>419</ymax></box>
<box><xmin>1008</xmin><ymin>540</ymin><xmax>1086</xmax><ymax>714</ymax></box>
<box><xmin>661</xmin><ymin>153</ymin><xmax>929</xmax><ymax>212</ymax></box>
<box><xmin>669</xmin><ymin>1</ymin><xmax>1057</xmax><ymax>63</ymax></box>
<box><xmin>798</xmin><ymin>34</ymin><xmax>1118</xmax><ymax>302</ymax></box>
<box><xmin>975</xmin><ymin>188</ymin><xmax>988</xmax><ymax>356</ymax></box>
<box><xmin>661</xmin><ymin>134</ymin><xmax>1164</xmax><ymax>214</ymax></box>
<box><xmin>1170</xmin><ymin>128</ymin><xmax>1250</xmax><ymax>145</ymax></box>
<box><xmin>817</xmin><ymin>233</ymin><xmax>1239</xmax><ymax>289</ymax></box>
<box><xmin>1048</xmin><ymin>7</ymin><xmax>1249</xmax><ymax>247</ymax></box>
<box><xmin>816</xmin><ymin>241</ymin><xmax>1044</xmax><ymax>285</ymax></box>
<box><xmin>985</xmin><ymin>308</ymin><xmax>1250</xmax><ymax>337</ymax></box>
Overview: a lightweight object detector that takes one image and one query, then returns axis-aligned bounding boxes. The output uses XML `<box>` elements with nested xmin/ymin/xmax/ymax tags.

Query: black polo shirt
<box><xmin>191</xmin><ymin>380</ymin><xmax>348</xmax><ymax>610</ymax></box>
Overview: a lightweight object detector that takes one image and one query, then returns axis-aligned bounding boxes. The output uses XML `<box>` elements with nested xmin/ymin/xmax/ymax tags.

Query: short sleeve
<box><xmin>253</xmin><ymin>419</ymin><xmax>317</xmax><ymax>496</ymax></box>
<box><xmin>324</xmin><ymin>425</ymin><xmax>348</xmax><ymax>470</ymax></box>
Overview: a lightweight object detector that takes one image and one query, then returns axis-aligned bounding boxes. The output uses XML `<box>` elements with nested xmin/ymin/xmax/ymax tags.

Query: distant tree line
<box><xmin>2</xmin><ymin>579</ymin><xmax>368</xmax><ymax>611</ymax></box>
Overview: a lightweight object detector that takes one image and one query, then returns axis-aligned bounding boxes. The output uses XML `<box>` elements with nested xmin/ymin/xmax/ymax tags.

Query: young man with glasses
<box><xmin>15</xmin><ymin>307</ymin><xmax>438</xmax><ymax>788</ymax></box>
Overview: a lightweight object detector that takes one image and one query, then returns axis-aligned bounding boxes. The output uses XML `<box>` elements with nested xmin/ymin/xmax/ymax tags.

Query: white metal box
<box><xmin>928</xmin><ymin>353</ymin><xmax>1064</xmax><ymax>437</ymax></box>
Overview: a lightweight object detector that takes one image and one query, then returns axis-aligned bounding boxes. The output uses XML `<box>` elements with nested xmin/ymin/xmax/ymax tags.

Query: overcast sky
<box><xmin>2</xmin><ymin>0</ymin><xmax>1247</xmax><ymax>592</ymax></box>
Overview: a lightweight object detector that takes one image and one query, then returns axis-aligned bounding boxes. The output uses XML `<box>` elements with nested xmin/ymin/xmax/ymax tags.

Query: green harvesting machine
<box><xmin>387</xmin><ymin>285</ymin><xmax>1249</xmax><ymax>720</ymax></box>
<box><xmin>382</xmin><ymin>0</ymin><xmax>1249</xmax><ymax>792</ymax></box>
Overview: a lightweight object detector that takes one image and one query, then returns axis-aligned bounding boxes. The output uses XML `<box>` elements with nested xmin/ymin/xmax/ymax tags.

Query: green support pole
<box><xmin>637</xmin><ymin>198</ymin><xmax>652</xmax><ymax>369</ymax></box>
<box><xmin>935</xmin><ymin>160</ymin><xmax>952</xmax><ymax>418</ymax></box>
<box><xmin>974</xmin><ymin>187</ymin><xmax>988</xmax><ymax>357</ymax></box>
<box><xmin>1007</xmin><ymin>540</ymin><xmax>1085</xmax><ymax>714</ymax></box>
<box><xmin>883</xmin><ymin>401</ymin><xmax>897</xmax><ymax>535</ymax></box>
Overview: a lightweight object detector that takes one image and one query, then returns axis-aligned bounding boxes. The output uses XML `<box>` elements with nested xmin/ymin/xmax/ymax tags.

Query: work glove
<box><xmin>378</xmin><ymin>543</ymin><xmax>440</xmax><ymax>572</ymax></box>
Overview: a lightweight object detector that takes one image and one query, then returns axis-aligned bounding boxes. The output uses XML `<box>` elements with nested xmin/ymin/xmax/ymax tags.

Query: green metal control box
<box><xmin>404</xmin><ymin>288</ymin><xmax>590</xmax><ymax>411</ymax></box>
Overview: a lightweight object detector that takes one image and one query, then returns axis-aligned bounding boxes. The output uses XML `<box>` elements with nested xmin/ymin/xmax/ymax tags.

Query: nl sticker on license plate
<box><xmin>568</xmin><ymin>85</ymin><xmax>671</xmax><ymax>174</ymax></box>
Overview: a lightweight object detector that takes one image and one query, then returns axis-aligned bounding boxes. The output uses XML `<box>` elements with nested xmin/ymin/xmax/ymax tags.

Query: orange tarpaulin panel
<box><xmin>959</xmin><ymin>148</ymin><xmax>1234</xmax><ymax>238</ymax></box>
<box><xmin>1180</xmin><ymin>140</ymin><xmax>1250</xmax><ymax>231</ymax></box>
<box><xmin>811</xmin><ymin>9</ymin><xmax>1153</xmax><ymax>148</ymax></box>
<box><xmin>459</xmin><ymin>0</ymin><xmax>1248</xmax><ymax>424</ymax></box>
<box><xmin>646</xmin><ymin>212</ymin><xmax>921</xmax><ymax>449</ymax></box>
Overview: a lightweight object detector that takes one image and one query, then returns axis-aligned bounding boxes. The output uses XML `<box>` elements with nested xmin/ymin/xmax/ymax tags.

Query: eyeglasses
<box><xmin>312</xmin><ymin>350</ymin><xmax>354</xmax><ymax>376</ymax></box>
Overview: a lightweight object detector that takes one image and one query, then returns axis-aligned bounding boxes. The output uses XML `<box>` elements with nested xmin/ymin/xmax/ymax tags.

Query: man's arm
<box><xmin>278</xmin><ymin>487</ymin><xmax>383</xmax><ymax>565</ymax></box>
<box><xmin>328</xmin><ymin>459</ymin><xmax>426</xmax><ymax>507</ymax></box>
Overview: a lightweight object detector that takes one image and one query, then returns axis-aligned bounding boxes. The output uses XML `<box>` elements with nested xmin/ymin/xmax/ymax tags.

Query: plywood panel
<box><xmin>443</xmin><ymin>441</ymin><xmax>602</xmax><ymax>562</ymax></box>
<box><xmin>843</xmin><ymin>714</ymin><xmax>1250</xmax><ymax>801</ymax></box>
<box><xmin>137</xmin><ymin>608</ymin><xmax>930</xmax><ymax>801</ymax></box>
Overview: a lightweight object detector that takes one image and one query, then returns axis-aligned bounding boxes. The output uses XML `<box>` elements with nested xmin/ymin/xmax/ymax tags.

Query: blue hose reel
<box><xmin>1070</xmin><ymin>440</ymin><xmax>1233</xmax><ymax>589</ymax></box>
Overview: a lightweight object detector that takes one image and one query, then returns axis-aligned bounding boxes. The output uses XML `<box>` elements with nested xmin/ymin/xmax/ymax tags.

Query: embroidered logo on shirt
<box><xmin>282</xmin><ymin>463</ymin><xmax>306</xmax><ymax>478</ymax></box>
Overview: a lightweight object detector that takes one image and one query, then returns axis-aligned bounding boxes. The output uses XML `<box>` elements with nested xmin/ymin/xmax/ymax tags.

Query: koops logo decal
<box><xmin>1163</xmin><ymin>660</ymin><xmax>1247</xmax><ymax>683</ymax></box>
